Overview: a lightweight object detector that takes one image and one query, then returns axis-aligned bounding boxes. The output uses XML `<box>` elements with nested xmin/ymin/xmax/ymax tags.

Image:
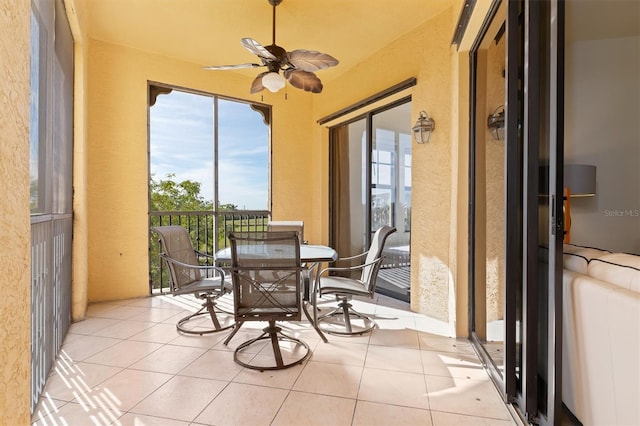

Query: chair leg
<box><xmin>233</xmin><ymin>320</ymin><xmax>311</xmax><ymax>371</ymax></box>
<box><xmin>268</xmin><ymin>323</ymin><xmax>285</xmax><ymax>368</ymax></box>
<box><xmin>341</xmin><ymin>302</ymin><xmax>353</xmax><ymax>333</ymax></box>
<box><xmin>223</xmin><ymin>321</ymin><xmax>244</xmax><ymax>345</ymax></box>
<box><xmin>176</xmin><ymin>296</ymin><xmax>235</xmax><ymax>335</ymax></box>
<box><xmin>303</xmin><ymin>299</ymin><xmax>328</xmax><ymax>343</ymax></box>
<box><xmin>205</xmin><ymin>298</ymin><xmax>222</xmax><ymax>329</ymax></box>
<box><xmin>317</xmin><ymin>297</ymin><xmax>376</xmax><ymax>336</ymax></box>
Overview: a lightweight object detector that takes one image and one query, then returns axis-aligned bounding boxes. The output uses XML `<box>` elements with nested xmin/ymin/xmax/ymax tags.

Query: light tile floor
<box><xmin>33</xmin><ymin>294</ymin><xmax>520</xmax><ymax>426</ymax></box>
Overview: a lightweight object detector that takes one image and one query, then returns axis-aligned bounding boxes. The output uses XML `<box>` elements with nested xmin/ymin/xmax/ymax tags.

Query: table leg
<box><xmin>303</xmin><ymin>300</ymin><xmax>327</xmax><ymax>343</ymax></box>
<box><xmin>302</xmin><ymin>263</ymin><xmax>328</xmax><ymax>343</ymax></box>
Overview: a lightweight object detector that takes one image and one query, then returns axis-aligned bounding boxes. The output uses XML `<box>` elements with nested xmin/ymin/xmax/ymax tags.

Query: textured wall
<box><xmin>65</xmin><ymin>0</ymin><xmax>91</xmax><ymax>321</ymax></box>
<box><xmin>565</xmin><ymin>34</ymin><xmax>640</xmax><ymax>254</ymax></box>
<box><xmin>81</xmin><ymin>3</ymin><xmax>465</xmax><ymax>332</ymax></box>
<box><xmin>313</xmin><ymin>8</ymin><xmax>458</xmax><ymax>324</ymax></box>
<box><xmin>85</xmin><ymin>39</ymin><xmax>315</xmax><ymax>301</ymax></box>
<box><xmin>0</xmin><ymin>1</ymin><xmax>32</xmax><ymax>423</ymax></box>
<box><xmin>411</xmin><ymin>9</ymin><xmax>457</xmax><ymax>323</ymax></box>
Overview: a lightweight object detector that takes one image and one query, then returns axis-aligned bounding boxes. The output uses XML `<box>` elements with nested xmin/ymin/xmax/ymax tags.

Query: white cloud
<box><xmin>150</xmin><ymin>89</ymin><xmax>268</xmax><ymax>210</ymax></box>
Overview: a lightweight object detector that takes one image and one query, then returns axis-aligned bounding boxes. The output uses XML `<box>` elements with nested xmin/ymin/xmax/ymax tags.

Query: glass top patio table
<box><xmin>215</xmin><ymin>244</ymin><xmax>337</xmax><ymax>343</ymax></box>
<box><xmin>214</xmin><ymin>244</ymin><xmax>337</xmax><ymax>265</ymax></box>
<box><xmin>215</xmin><ymin>244</ymin><xmax>337</xmax><ymax>301</ymax></box>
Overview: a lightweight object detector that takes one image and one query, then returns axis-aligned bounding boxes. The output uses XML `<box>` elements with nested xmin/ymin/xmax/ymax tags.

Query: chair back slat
<box><xmin>362</xmin><ymin>226</ymin><xmax>397</xmax><ymax>290</ymax></box>
<box><xmin>229</xmin><ymin>231</ymin><xmax>302</xmax><ymax>321</ymax></box>
<box><xmin>267</xmin><ymin>220</ymin><xmax>304</xmax><ymax>244</ymax></box>
<box><xmin>152</xmin><ymin>226</ymin><xmax>201</xmax><ymax>290</ymax></box>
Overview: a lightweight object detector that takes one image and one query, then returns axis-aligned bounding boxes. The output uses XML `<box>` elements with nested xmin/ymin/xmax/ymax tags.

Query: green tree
<box><xmin>148</xmin><ymin>174</ymin><xmax>267</xmax><ymax>293</ymax></box>
<box><xmin>149</xmin><ymin>174</ymin><xmax>215</xmax><ymax>292</ymax></box>
<box><xmin>150</xmin><ymin>173</ymin><xmax>213</xmax><ymax>211</ymax></box>
<box><xmin>218</xmin><ymin>202</ymin><xmax>237</xmax><ymax>211</ymax></box>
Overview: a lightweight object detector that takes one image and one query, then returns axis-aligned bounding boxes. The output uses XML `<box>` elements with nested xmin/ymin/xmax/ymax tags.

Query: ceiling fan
<box><xmin>203</xmin><ymin>0</ymin><xmax>338</xmax><ymax>94</ymax></box>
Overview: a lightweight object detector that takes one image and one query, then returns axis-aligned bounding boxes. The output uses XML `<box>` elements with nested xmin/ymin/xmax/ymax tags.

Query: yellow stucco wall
<box><xmin>65</xmin><ymin>0</ymin><xmax>91</xmax><ymax>321</ymax></box>
<box><xmin>84</xmin><ymin>39</ymin><xmax>316</xmax><ymax>301</ymax></box>
<box><xmin>313</xmin><ymin>7</ymin><xmax>462</xmax><ymax>326</ymax></box>
<box><xmin>81</xmin><ymin>3</ymin><xmax>477</xmax><ymax>336</ymax></box>
<box><xmin>0</xmin><ymin>1</ymin><xmax>32</xmax><ymax>423</ymax></box>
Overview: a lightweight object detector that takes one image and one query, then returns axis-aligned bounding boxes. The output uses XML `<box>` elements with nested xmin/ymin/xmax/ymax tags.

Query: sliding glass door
<box><xmin>329</xmin><ymin>99</ymin><xmax>412</xmax><ymax>302</ymax></box>
<box><xmin>469</xmin><ymin>0</ymin><xmax>507</xmax><ymax>385</ymax></box>
<box><xmin>470</xmin><ymin>1</ymin><xmax>565</xmax><ymax>424</ymax></box>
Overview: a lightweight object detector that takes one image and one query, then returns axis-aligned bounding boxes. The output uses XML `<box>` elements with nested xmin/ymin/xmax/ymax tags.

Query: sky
<box><xmin>150</xmin><ymin>90</ymin><xmax>269</xmax><ymax>210</ymax></box>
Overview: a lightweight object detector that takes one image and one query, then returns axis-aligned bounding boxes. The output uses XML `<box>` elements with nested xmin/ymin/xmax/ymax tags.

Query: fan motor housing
<box><xmin>265</xmin><ymin>44</ymin><xmax>288</xmax><ymax>69</ymax></box>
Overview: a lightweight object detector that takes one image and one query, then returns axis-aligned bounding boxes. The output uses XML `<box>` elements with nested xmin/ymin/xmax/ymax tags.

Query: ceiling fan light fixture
<box><xmin>262</xmin><ymin>71</ymin><xmax>286</xmax><ymax>92</ymax></box>
<box><xmin>203</xmin><ymin>0</ymin><xmax>338</xmax><ymax>94</ymax></box>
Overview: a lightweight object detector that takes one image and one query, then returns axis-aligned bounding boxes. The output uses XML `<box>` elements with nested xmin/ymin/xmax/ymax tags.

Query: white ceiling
<box><xmin>76</xmin><ymin>0</ymin><xmax>457</xmax><ymax>82</ymax></box>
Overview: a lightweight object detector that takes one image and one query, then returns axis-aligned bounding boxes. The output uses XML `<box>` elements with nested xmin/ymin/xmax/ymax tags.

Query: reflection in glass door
<box><xmin>330</xmin><ymin>99</ymin><xmax>412</xmax><ymax>302</ymax></box>
<box><xmin>470</xmin><ymin>1</ymin><xmax>565</xmax><ymax>424</ymax></box>
<box><xmin>470</xmin><ymin>0</ymin><xmax>507</xmax><ymax>383</ymax></box>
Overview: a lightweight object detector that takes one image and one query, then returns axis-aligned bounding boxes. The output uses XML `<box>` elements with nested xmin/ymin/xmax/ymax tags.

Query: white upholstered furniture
<box><xmin>562</xmin><ymin>244</ymin><xmax>640</xmax><ymax>425</ymax></box>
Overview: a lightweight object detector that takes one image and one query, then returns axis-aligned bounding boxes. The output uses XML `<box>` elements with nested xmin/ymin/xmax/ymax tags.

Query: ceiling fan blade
<box><xmin>241</xmin><ymin>38</ymin><xmax>277</xmax><ymax>60</ymax></box>
<box><xmin>250</xmin><ymin>72</ymin><xmax>269</xmax><ymax>94</ymax></box>
<box><xmin>284</xmin><ymin>69</ymin><xmax>323</xmax><ymax>93</ymax></box>
<box><xmin>287</xmin><ymin>49</ymin><xmax>339</xmax><ymax>72</ymax></box>
<box><xmin>202</xmin><ymin>63</ymin><xmax>263</xmax><ymax>70</ymax></box>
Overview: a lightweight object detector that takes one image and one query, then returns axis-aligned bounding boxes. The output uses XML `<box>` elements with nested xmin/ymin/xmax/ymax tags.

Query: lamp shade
<box><xmin>564</xmin><ymin>164</ymin><xmax>596</xmax><ymax>196</ymax></box>
<box><xmin>262</xmin><ymin>72</ymin><xmax>286</xmax><ymax>92</ymax></box>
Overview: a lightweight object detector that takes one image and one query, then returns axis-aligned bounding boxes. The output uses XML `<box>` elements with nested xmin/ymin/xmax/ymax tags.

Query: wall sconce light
<box><xmin>412</xmin><ymin>110</ymin><xmax>435</xmax><ymax>143</ymax></box>
<box><xmin>487</xmin><ymin>105</ymin><xmax>505</xmax><ymax>140</ymax></box>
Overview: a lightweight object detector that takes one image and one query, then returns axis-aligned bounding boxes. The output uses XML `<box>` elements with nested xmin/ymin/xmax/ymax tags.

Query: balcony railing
<box><xmin>148</xmin><ymin>210</ymin><xmax>270</xmax><ymax>294</ymax></box>
<box><xmin>31</xmin><ymin>213</ymin><xmax>73</xmax><ymax>412</ymax></box>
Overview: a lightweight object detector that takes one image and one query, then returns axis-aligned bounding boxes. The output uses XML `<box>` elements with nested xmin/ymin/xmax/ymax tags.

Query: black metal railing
<box><xmin>148</xmin><ymin>210</ymin><xmax>270</xmax><ymax>294</ymax></box>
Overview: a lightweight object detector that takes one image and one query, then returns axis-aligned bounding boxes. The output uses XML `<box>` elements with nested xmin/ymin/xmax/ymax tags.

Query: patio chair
<box><xmin>267</xmin><ymin>220</ymin><xmax>306</xmax><ymax>244</ymax></box>
<box><xmin>151</xmin><ymin>226</ymin><xmax>234</xmax><ymax>335</ymax></box>
<box><xmin>312</xmin><ymin>225</ymin><xmax>396</xmax><ymax>335</ymax></box>
<box><xmin>225</xmin><ymin>231</ymin><xmax>311</xmax><ymax>370</ymax></box>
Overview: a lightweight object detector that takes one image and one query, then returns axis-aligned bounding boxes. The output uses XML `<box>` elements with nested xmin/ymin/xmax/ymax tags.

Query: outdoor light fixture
<box><xmin>487</xmin><ymin>105</ymin><xmax>505</xmax><ymax>140</ymax></box>
<box><xmin>261</xmin><ymin>72</ymin><xmax>286</xmax><ymax>92</ymax></box>
<box><xmin>412</xmin><ymin>110</ymin><xmax>435</xmax><ymax>143</ymax></box>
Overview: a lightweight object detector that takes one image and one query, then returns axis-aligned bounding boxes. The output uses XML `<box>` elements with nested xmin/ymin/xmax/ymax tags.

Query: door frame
<box><xmin>468</xmin><ymin>1</ymin><xmax>565</xmax><ymax>424</ymax></box>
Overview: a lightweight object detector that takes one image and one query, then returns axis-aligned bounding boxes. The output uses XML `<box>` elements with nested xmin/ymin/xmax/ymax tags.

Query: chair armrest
<box><xmin>313</xmin><ymin>257</ymin><xmax>383</xmax><ymax>292</ymax></box>
<box><xmin>194</xmin><ymin>250</ymin><xmax>216</xmax><ymax>260</ymax></box>
<box><xmin>335</xmin><ymin>251</ymin><xmax>369</xmax><ymax>262</ymax></box>
<box><xmin>159</xmin><ymin>253</ymin><xmax>226</xmax><ymax>278</ymax></box>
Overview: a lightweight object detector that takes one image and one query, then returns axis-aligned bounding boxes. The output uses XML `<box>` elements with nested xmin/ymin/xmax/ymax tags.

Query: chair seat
<box><xmin>319</xmin><ymin>276</ymin><xmax>371</xmax><ymax>297</ymax></box>
<box><xmin>152</xmin><ymin>225</ymin><xmax>235</xmax><ymax>335</ymax></box>
<box><xmin>173</xmin><ymin>277</ymin><xmax>232</xmax><ymax>296</ymax></box>
<box><xmin>226</xmin><ymin>231</ymin><xmax>309</xmax><ymax>370</ymax></box>
<box><xmin>313</xmin><ymin>226</ymin><xmax>396</xmax><ymax>336</ymax></box>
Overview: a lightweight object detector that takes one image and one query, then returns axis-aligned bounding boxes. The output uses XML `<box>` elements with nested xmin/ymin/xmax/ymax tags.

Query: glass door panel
<box><xmin>330</xmin><ymin>118</ymin><xmax>368</xmax><ymax>266</ymax></box>
<box><xmin>470</xmin><ymin>0</ymin><xmax>507</xmax><ymax>384</ymax></box>
<box><xmin>371</xmin><ymin>102</ymin><xmax>412</xmax><ymax>302</ymax></box>
<box><xmin>330</xmin><ymin>99</ymin><xmax>412</xmax><ymax>302</ymax></box>
<box><xmin>505</xmin><ymin>1</ymin><xmax>564</xmax><ymax>423</ymax></box>
<box><xmin>470</xmin><ymin>2</ymin><xmax>564</xmax><ymax>424</ymax></box>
